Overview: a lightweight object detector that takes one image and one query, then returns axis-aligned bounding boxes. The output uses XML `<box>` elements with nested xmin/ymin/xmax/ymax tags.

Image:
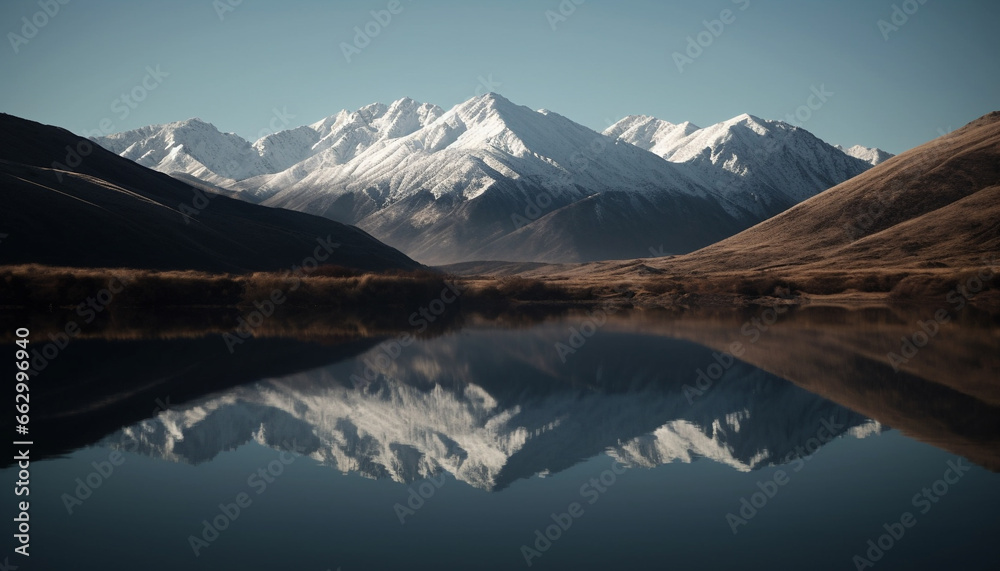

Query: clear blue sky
<box><xmin>2</xmin><ymin>0</ymin><xmax>997</xmax><ymax>154</ymax></box>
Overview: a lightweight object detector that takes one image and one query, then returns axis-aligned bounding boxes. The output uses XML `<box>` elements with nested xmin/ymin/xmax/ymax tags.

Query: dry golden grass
<box><xmin>601</xmin><ymin>306</ymin><xmax>1000</xmax><ymax>470</ymax></box>
<box><xmin>0</xmin><ymin>263</ymin><xmax>596</xmax><ymax>345</ymax></box>
<box><xmin>0</xmin><ymin>264</ymin><xmax>450</xmax><ymax>308</ymax></box>
<box><xmin>457</xmin><ymin>112</ymin><xmax>1000</xmax><ymax>311</ymax></box>
<box><xmin>4</xmin><ymin>117</ymin><xmax>998</xmax><ymax>315</ymax></box>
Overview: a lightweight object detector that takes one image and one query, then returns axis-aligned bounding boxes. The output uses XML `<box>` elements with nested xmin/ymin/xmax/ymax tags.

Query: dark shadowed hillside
<box><xmin>0</xmin><ymin>114</ymin><xmax>421</xmax><ymax>273</ymax></box>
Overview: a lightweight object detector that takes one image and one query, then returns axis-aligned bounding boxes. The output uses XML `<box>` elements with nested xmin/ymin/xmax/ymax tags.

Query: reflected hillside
<box><xmin>6</xmin><ymin>306</ymin><xmax>997</xmax><ymax>481</ymax></box>
<box><xmin>99</xmin><ymin>318</ymin><xmax>875</xmax><ymax>490</ymax></box>
<box><xmin>1</xmin><ymin>334</ymin><xmax>381</xmax><ymax>463</ymax></box>
<box><xmin>617</xmin><ymin>306</ymin><xmax>1000</xmax><ymax>470</ymax></box>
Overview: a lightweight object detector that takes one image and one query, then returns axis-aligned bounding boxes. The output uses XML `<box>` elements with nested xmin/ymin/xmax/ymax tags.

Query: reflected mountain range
<box><xmin>100</xmin><ymin>325</ymin><xmax>875</xmax><ymax>491</ymax></box>
<box><xmin>6</xmin><ymin>306</ymin><xmax>998</xmax><ymax>485</ymax></box>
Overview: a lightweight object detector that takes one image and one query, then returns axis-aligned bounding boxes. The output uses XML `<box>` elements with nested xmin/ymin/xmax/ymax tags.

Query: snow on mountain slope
<box><xmin>305</xmin><ymin>98</ymin><xmax>444</xmax><ymax>164</ymax></box>
<box><xmin>93</xmin><ymin>98</ymin><xmax>444</xmax><ymax>198</ymax></box>
<box><xmin>835</xmin><ymin>144</ymin><xmax>895</xmax><ymax>166</ymax></box>
<box><xmin>251</xmin><ymin>94</ymin><xmax>750</xmax><ymax>262</ymax></box>
<box><xmin>95</xmin><ymin>94</ymin><xmax>879</xmax><ymax>264</ymax></box>
<box><xmin>229</xmin><ymin>99</ymin><xmax>443</xmax><ymax>204</ymax></box>
<box><xmin>251</xmin><ymin>125</ymin><xmax>321</xmax><ymax>174</ymax></box>
<box><xmin>93</xmin><ymin>118</ymin><xmax>272</xmax><ymax>186</ymax></box>
<box><xmin>603</xmin><ymin>114</ymin><xmax>700</xmax><ymax>156</ymax></box>
<box><xmin>261</xmin><ymin>94</ymin><xmax>706</xmax><ymax>208</ymax></box>
<box><xmin>100</xmin><ymin>326</ymin><xmax>875</xmax><ymax>490</ymax></box>
<box><xmin>606</xmin><ymin>113</ymin><xmax>873</xmax><ymax>211</ymax></box>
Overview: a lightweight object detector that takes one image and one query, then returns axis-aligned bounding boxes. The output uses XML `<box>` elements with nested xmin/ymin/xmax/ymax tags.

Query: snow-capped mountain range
<box><xmin>101</xmin><ymin>325</ymin><xmax>879</xmax><ymax>490</ymax></box>
<box><xmin>93</xmin><ymin>94</ymin><xmax>889</xmax><ymax>264</ymax></box>
<box><xmin>835</xmin><ymin>144</ymin><xmax>895</xmax><ymax>166</ymax></box>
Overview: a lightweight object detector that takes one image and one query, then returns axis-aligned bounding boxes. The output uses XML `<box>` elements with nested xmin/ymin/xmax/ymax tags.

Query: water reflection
<box><xmin>101</xmin><ymin>325</ymin><xmax>874</xmax><ymax>490</ymax></box>
<box><xmin>5</xmin><ymin>304</ymin><xmax>987</xmax><ymax>484</ymax></box>
<box><xmin>4</xmin><ymin>305</ymin><xmax>999</xmax><ymax>570</ymax></box>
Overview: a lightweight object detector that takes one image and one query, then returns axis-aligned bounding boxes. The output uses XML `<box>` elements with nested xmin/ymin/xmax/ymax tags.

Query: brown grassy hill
<box><xmin>470</xmin><ymin>112</ymin><xmax>1000</xmax><ymax>306</ymax></box>
<box><xmin>674</xmin><ymin>111</ymin><xmax>1000</xmax><ymax>272</ymax></box>
<box><xmin>600</xmin><ymin>308</ymin><xmax>1000</xmax><ymax>471</ymax></box>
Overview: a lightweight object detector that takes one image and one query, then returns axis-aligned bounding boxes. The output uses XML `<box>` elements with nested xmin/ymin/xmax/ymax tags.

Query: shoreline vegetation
<box><xmin>2</xmin><ymin>276</ymin><xmax>997</xmax><ymax>473</ymax></box>
<box><xmin>2</xmin><ymin>262</ymin><xmax>997</xmax><ymax>312</ymax></box>
<box><xmin>1</xmin><ymin>262</ymin><xmax>998</xmax><ymax>346</ymax></box>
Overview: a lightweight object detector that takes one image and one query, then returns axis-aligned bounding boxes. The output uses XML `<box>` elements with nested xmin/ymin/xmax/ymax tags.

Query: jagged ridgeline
<box><xmin>92</xmin><ymin>94</ymin><xmax>886</xmax><ymax>264</ymax></box>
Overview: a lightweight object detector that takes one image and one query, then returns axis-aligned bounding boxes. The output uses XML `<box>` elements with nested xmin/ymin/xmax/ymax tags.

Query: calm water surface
<box><xmin>3</xmin><ymin>308</ymin><xmax>998</xmax><ymax>570</ymax></box>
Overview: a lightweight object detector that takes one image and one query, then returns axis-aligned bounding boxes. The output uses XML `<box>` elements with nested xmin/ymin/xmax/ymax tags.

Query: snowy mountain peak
<box><xmin>355</xmin><ymin>101</ymin><xmax>388</xmax><ymax>121</ymax></box>
<box><xmin>835</xmin><ymin>144</ymin><xmax>894</xmax><ymax>166</ymax></box>
<box><xmin>173</xmin><ymin>117</ymin><xmax>211</xmax><ymax>128</ymax></box>
<box><xmin>453</xmin><ymin>91</ymin><xmax>527</xmax><ymax>119</ymax></box>
<box><xmin>308</xmin><ymin>110</ymin><xmax>352</xmax><ymax>135</ymax></box>
<box><xmin>93</xmin><ymin>117</ymin><xmax>267</xmax><ymax>183</ymax></box>
<box><xmin>97</xmin><ymin>332</ymin><xmax>875</xmax><ymax>491</ymax></box>
<box><xmin>407</xmin><ymin>93</ymin><xmax>552</xmax><ymax>157</ymax></box>
<box><xmin>305</xmin><ymin>98</ymin><xmax>442</xmax><ymax>140</ymax></box>
<box><xmin>605</xmin><ymin>115</ymin><xmax>700</xmax><ymax>154</ymax></box>
<box><xmin>475</xmin><ymin>91</ymin><xmax>512</xmax><ymax>105</ymax></box>
<box><xmin>94</xmin><ymin>94</ymin><xmax>880</xmax><ymax>264</ymax></box>
<box><xmin>723</xmin><ymin>113</ymin><xmax>772</xmax><ymax>135</ymax></box>
<box><xmin>378</xmin><ymin>97</ymin><xmax>444</xmax><ymax>138</ymax></box>
<box><xmin>291</xmin><ymin>98</ymin><xmax>445</xmax><ymax>168</ymax></box>
<box><xmin>605</xmin><ymin>110</ymin><xmax>872</xmax><ymax>210</ymax></box>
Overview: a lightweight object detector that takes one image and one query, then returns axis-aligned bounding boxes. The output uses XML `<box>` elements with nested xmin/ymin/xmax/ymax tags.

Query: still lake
<box><xmin>4</xmin><ymin>306</ymin><xmax>999</xmax><ymax>570</ymax></box>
